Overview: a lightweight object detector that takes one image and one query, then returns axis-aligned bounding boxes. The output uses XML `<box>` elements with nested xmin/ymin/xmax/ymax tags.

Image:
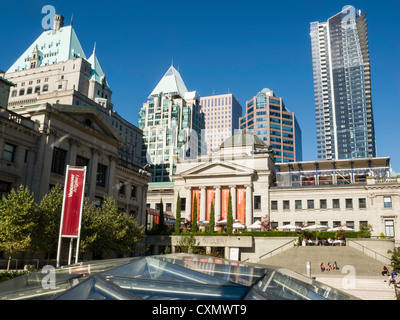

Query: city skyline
<box><xmin>1</xmin><ymin>0</ymin><xmax>399</xmax><ymax>171</ymax></box>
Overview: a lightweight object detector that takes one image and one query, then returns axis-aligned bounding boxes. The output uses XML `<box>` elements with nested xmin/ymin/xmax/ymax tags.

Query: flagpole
<box><xmin>56</xmin><ymin>165</ymin><xmax>71</xmax><ymax>268</ymax></box>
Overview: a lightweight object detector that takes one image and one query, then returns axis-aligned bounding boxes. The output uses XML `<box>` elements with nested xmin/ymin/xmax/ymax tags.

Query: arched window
<box><xmin>19</xmin><ymin>89</ymin><xmax>25</xmax><ymax>96</ymax></box>
<box><xmin>43</xmin><ymin>85</ymin><xmax>49</xmax><ymax>92</ymax></box>
<box><xmin>27</xmin><ymin>87</ymin><xmax>33</xmax><ymax>94</ymax></box>
<box><xmin>11</xmin><ymin>91</ymin><xmax>17</xmax><ymax>97</ymax></box>
<box><xmin>35</xmin><ymin>86</ymin><xmax>40</xmax><ymax>93</ymax></box>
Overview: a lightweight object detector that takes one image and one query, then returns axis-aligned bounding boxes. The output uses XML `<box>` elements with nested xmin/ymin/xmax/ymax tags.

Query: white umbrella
<box><xmin>247</xmin><ymin>220</ymin><xmax>262</xmax><ymax>230</ymax></box>
<box><xmin>277</xmin><ymin>224</ymin><xmax>301</xmax><ymax>231</ymax></box>
<box><xmin>233</xmin><ymin>223</ymin><xmax>245</xmax><ymax>229</ymax></box>
<box><xmin>164</xmin><ymin>219</ymin><xmax>176</xmax><ymax>225</ymax></box>
<box><xmin>302</xmin><ymin>224</ymin><xmax>329</xmax><ymax>231</ymax></box>
<box><xmin>197</xmin><ymin>220</ymin><xmax>210</xmax><ymax>226</ymax></box>
<box><xmin>217</xmin><ymin>219</ymin><xmax>242</xmax><ymax>225</ymax></box>
<box><xmin>327</xmin><ymin>226</ymin><xmax>354</xmax><ymax>232</ymax></box>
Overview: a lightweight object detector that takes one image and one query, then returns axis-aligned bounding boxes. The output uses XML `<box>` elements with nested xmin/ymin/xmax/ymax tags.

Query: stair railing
<box><xmin>243</xmin><ymin>239</ymin><xmax>295</xmax><ymax>262</ymax></box>
<box><xmin>347</xmin><ymin>239</ymin><xmax>391</xmax><ymax>264</ymax></box>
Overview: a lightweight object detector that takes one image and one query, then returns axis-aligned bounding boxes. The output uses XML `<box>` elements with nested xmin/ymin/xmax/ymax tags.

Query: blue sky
<box><xmin>1</xmin><ymin>0</ymin><xmax>399</xmax><ymax>171</ymax></box>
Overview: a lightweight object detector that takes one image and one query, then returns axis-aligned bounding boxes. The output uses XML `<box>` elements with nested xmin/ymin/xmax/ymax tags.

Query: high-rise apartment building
<box><xmin>310</xmin><ymin>5</ymin><xmax>376</xmax><ymax>160</ymax></box>
<box><xmin>239</xmin><ymin>88</ymin><xmax>302</xmax><ymax>163</ymax></box>
<box><xmin>200</xmin><ymin>93</ymin><xmax>242</xmax><ymax>154</ymax></box>
<box><xmin>138</xmin><ymin>65</ymin><xmax>205</xmax><ymax>182</ymax></box>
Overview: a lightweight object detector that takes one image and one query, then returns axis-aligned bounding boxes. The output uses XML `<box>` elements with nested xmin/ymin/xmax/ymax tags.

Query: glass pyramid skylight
<box><xmin>0</xmin><ymin>253</ymin><xmax>357</xmax><ymax>300</ymax></box>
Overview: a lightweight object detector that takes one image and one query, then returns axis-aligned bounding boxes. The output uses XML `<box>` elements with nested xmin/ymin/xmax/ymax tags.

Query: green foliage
<box><xmin>226</xmin><ymin>191</ymin><xmax>233</xmax><ymax>234</ymax></box>
<box><xmin>174</xmin><ymin>234</ymin><xmax>202</xmax><ymax>254</ymax></box>
<box><xmin>207</xmin><ymin>201</ymin><xmax>215</xmax><ymax>234</ymax></box>
<box><xmin>0</xmin><ymin>271</ymin><xmax>29</xmax><ymax>283</ymax></box>
<box><xmin>175</xmin><ymin>193</ymin><xmax>181</xmax><ymax>234</ymax></box>
<box><xmin>388</xmin><ymin>247</ymin><xmax>400</xmax><ymax>273</ymax></box>
<box><xmin>357</xmin><ymin>224</ymin><xmax>373</xmax><ymax>238</ymax></box>
<box><xmin>0</xmin><ymin>186</ymin><xmax>38</xmax><ymax>270</ymax></box>
<box><xmin>192</xmin><ymin>195</ymin><xmax>198</xmax><ymax>232</ymax></box>
<box><xmin>33</xmin><ymin>185</ymin><xmax>64</xmax><ymax>259</ymax></box>
<box><xmin>79</xmin><ymin>196</ymin><xmax>144</xmax><ymax>258</ymax></box>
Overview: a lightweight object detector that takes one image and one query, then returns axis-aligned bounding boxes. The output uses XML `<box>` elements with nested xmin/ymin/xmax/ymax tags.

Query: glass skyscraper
<box><xmin>310</xmin><ymin>5</ymin><xmax>376</xmax><ymax>160</ymax></box>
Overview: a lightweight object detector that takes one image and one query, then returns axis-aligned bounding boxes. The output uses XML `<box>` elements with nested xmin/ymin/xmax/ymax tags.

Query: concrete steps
<box><xmin>314</xmin><ymin>275</ymin><xmax>397</xmax><ymax>300</ymax></box>
<box><xmin>258</xmin><ymin>246</ymin><xmax>397</xmax><ymax>300</ymax></box>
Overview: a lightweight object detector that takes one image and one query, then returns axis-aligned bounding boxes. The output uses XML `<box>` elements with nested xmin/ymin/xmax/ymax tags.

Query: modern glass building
<box><xmin>310</xmin><ymin>5</ymin><xmax>376</xmax><ymax>161</ymax></box>
<box><xmin>0</xmin><ymin>254</ymin><xmax>356</xmax><ymax>300</ymax></box>
<box><xmin>200</xmin><ymin>93</ymin><xmax>242</xmax><ymax>154</ymax></box>
<box><xmin>239</xmin><ymin>88</ymin><xmax>302</xmax><ymax>163</ymax></box>
<box><xmin>138</xmin><ymin>66</ymin><xmax>205</xmax><ymax>182</ymax></box>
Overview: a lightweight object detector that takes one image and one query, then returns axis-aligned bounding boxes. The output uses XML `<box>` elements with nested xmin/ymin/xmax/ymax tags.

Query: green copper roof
<box><xmin>87</xmin><ymin>45</ymin><xmax>110</xmax><ymax>89</ymax></box>
<box><xmin>221</xmin><ymin>132</ymin><xmax>267</xmax><ymax>149</ymax></box>
<box><xmin>149</xmin><ymin>65</ymin><xmax>188</xmax><ymax>99</ymax></box>
<box><xmin>7</xmin><ymin>25</ymin><xmax>86</xmax><ymax>73</ymax></box>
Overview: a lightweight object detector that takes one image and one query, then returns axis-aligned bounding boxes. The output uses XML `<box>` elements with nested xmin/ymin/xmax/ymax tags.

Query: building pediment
<box><xmin>180</xmin><ymin>160</ymin><xmax>255</xmax><ymax>178</ymax></box>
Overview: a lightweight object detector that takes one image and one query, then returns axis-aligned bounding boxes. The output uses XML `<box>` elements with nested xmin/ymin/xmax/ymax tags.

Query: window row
<box><xmin>12</xmin><ymin>85</ymin><xmax>49</xmax><ymax>97</ymax></box>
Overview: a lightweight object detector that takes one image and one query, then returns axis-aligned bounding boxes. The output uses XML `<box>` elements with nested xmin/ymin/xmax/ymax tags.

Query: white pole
<box><xmin>75</xmin><ymin>166</ymin><xmax>87</xmax><ymax>264</ymax></box>
<box><xmin>68</xmin><ymin>238</ymin><xmax>73</xmax><ymax>265</ymax></box>
<box><xmin>56</xmin><ymin>165</ymin><xmax>71</xmax><ymax>268</ymax></box>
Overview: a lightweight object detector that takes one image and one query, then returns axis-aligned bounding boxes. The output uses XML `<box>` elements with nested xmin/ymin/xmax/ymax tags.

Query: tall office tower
<box><xmin>2</xmin><ymin>14</ymin><xmax>142</xmax><ymax>165</ymax></box>
<box><xmin>239</xmin><ymin>88</ymin><xmax>302</xmax><ymax>163</ymax></box>
<box><xmin>200</xmin><ymin>93</ymin><xmax>242</xmax><ymax>154</ymax></box>
<box><xmin>138</xmin><ymin>65</ymin><xmax>205</xmax><ymax>182</ymax></box>
<box><xmin>310</xmin><ymin>5</ymin><xmax>376</xmax><ymax>160</ymax></box>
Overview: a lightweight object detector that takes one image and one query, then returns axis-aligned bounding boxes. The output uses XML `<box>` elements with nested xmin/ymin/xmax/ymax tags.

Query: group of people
<box><xmin>294</xmin><ymin>237</ymin><xmax>344</xmax><ymax>247</ymax></box>
<box><xmin>320</xmin><ymin>261</ymin><xmax>338</xmax><ymax>272</ymax></box>
<box><xmin>382</xmin><ymin>266</ymin><xmax>398</xmax><ymax>287</ymax></box>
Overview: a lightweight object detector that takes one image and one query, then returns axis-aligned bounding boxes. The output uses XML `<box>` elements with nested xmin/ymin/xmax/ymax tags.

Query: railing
<box><xmin>347</xmin><ymin>239</ymin><xmax>392</xmax><ymax>264</ymax></box>
<box><xmin>243</xmin><ymin>239</ymin><xmax>295</xmax><ymax>262</ymax></box>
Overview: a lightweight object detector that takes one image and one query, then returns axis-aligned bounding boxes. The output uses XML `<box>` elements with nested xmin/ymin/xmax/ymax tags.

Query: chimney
<box><xmin>52</xmin><ymin>14</ymin><xmax>64</xmax><ymax>33</ymax></box>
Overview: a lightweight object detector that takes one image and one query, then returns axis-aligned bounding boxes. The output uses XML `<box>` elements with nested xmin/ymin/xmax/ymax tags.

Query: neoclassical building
<box><xmin>146</xmin><ymin>132</ymin><xmax>399</xmax><ymax>245</ymax></box>
<box><xmin>0</xmin><ymin>13</ymin><xmax>151</xmax><ymax>223</ymax></box>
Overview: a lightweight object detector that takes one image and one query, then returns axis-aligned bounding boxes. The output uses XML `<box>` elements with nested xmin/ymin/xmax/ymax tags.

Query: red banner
<box><xmin>236</xmin><ymin>187</ymin><xmax>246</xmax><ymax>223</ymax></box>
<box><xmin>221</xmin><ymin>188</ymin><xmax>230</xmax><ymax>220</ymax></box>
<box><xmin>61</xmin><ymin>167</ymin><xmax>86</xmax><ymax>237</ymax></box>
<box><xmin>206</xmin><ymin>189</ymin><xmax>215</xmax><ymax>221</ymax></box>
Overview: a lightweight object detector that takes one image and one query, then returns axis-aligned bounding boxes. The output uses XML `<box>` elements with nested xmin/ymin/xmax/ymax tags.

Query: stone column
<box><xmin>214</xmin><ymin>186</ymin><xmax>221</xmax><ymax>221</ymax></box>
<box><xmin>68</xmin><ymin>138</ymin><xmax>78</xmax><ymax>166</ymax></box>
<box><xmin>108</xmin><ymin>155</ymin><xmax>117</xmax><ymax>197</ymax></box>
<box><xmin>230</xmin><ymin>185</ymin><xmax>237</xmax><ymax>220</ymax></box>
<box><xmin>245</xmin><ymin>184</ymin><xmax>253</xmax><ymax>227</ymax></box>
<box><xmin>88</xmin><ymin>148</ymin><xmax>99</xmax><ymax>200</ymax></box>
<box><xmin>185</xmin><ymin>187</ymin><xmax>192</xmax><ymax>221</ymax></box>
<box><xmin>200</xmin><ymin>187</ymin><xmax>206</xmax><ymax>221</ymax></box>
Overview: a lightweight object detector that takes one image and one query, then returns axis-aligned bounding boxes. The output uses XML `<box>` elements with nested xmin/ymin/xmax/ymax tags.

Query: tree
<box><xmin>79</xmin><ymin>196</ymin><xmax>144</xmax><ymax>259</ymax></box>
<box><xmin>358</xmin><ymin>224</ymin><xmax>373</xmax><ymax>238</ymax></box>
<box><xmin>227</xmin><ymin>191</ymin><xmax>233</xmax><ymax>234</ymax></box>
<box><xmin>207</xmin><ymin>201</ymin><xmax>215</xmax><ymax>234</ymax></box>
<box><xmin>192</xmin><ymin>195</ymin><xmax>198</xmax><ymax>232</ymax></box>
<box><xmin>0</xmin><ymin>186</ymin><xmax>38</xmax><ymax>270</ymax></box>
<box><xmin>175</xmin><ymin>193</ymin><xmax>181</xmax><ymax>234</ymax></box>
<box><xmin>158</xmin><ymin>198</ymin><xmax>165</xmax><ymax>232</ymax></box>
<box><xmin>388</xmin><ymin>247</ymin><xmax>400</xmax><ymax>273</ymax></box>
<box><xmin>33</xmin><ymin>185</ymin><xmax>64</xmax><ymax>262</ymax></box>
<box><xmin>261</xmin><ymin>215</ymin><xmax>273</xmax><ymax>231</ymax></box>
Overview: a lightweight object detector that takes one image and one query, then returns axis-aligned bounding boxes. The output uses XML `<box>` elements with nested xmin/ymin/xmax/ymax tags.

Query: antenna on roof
<box><xmin>171</xmin><ymin>58</ymin><xmax>173</xmax><ymax>66</ymax></box>
<box><xmin>93</xmin><ymin>42</ymin><xmax>96</xmax><ymax>54</ymax></box>
<box><xmin>70</xmin><ymin>12</ymin><xmax>73</xmax><ymax>26</ymax></box>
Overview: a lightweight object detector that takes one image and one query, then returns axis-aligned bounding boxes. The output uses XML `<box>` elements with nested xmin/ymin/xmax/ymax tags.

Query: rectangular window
<box><xmin>295</xmin><ymin>200</ymin><xmax>302</xmax><ymax>210</ymax></box>
<box><xmin>271</xmin><ymin>201</ymin><xmax>278</xmax><ymax>210</ymax></box>
<box><xmin>307</xmin><ymin>200</ymin><xmax>314</xmax><ymax>209</ymax></box>
<box><xmin>384</xmin><ymin>196</ymin><xmax>392</xmax><ymax>208</ymax></box>
<box><xmin>254</xmin><ymin>196</ymin><xmax>261</xmax><ymax>210</ymax></box>
<box><xmin>283</xmin><ymin>200</ymin><xmax>290</xmax><ymax>210</ymax></box>
<box><xmin>76</xmin><ymin>155</ymin><xmax>89</xmax><ymax>168</ymax></box>
<box><xmin>131</xmin><ymin>185</ymin><xmax>137</xmax><ymax>198</ymax></box>
<box><xmin>0</xmin><ymin>180</ymin><xmax>12</xmax><ymax>198</ymax></box>
<box><xmin>51</xmin><ymin>147</ymin><xmax>67</xmax><ymax>175</ymax></box>
<box><xmin>3</xmin><ymin>143</ymin><xmax>16</xmax><ymax>162</ymax></box>
<box><xmin>96</xmin><ymin>164</ymin><xmax>107</xmax><ymax>188</ymax></box>
<box><xmin>345</xmin><ymin>199</ymin><xmax>353</xmax><ymax>209</ymax></box>
<box><xmin>166</xmin><ymin>203</ymin><xmax>172</xmax><ymax>211</ymax></box>
<box><xmin>180</xmin><ymin>198</ymin><xmax>186</xmax><ymax>211</ymax></box>
<box><xmin>385</xmin><ymin>220</ymin><xmax>395</xmax><ymax>237</ymax></box>
<box><xmin>359</xmin><ymin>198</ymin><xmax>366</xmax><ymax>209</ymax></box>
<box><xmin>333</xmin><ymin>199</ymin><xmax>340</xmax><ymax>209</ymax></box>
<box><xmin>320</xmin><ymin>199</ymin><xmax>327</xmax><ymax>209</ymax></box>
<box><xmin>119</xmin><ymin>181</ymin><xmax>125</xmax><ymax>195</ymax></box>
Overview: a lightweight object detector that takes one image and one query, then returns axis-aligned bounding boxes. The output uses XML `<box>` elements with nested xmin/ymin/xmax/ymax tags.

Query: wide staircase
<box><xmin>258</xmin><ymin>246</ymin><xmax>397</xmax><ymax>300</ymax></box>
